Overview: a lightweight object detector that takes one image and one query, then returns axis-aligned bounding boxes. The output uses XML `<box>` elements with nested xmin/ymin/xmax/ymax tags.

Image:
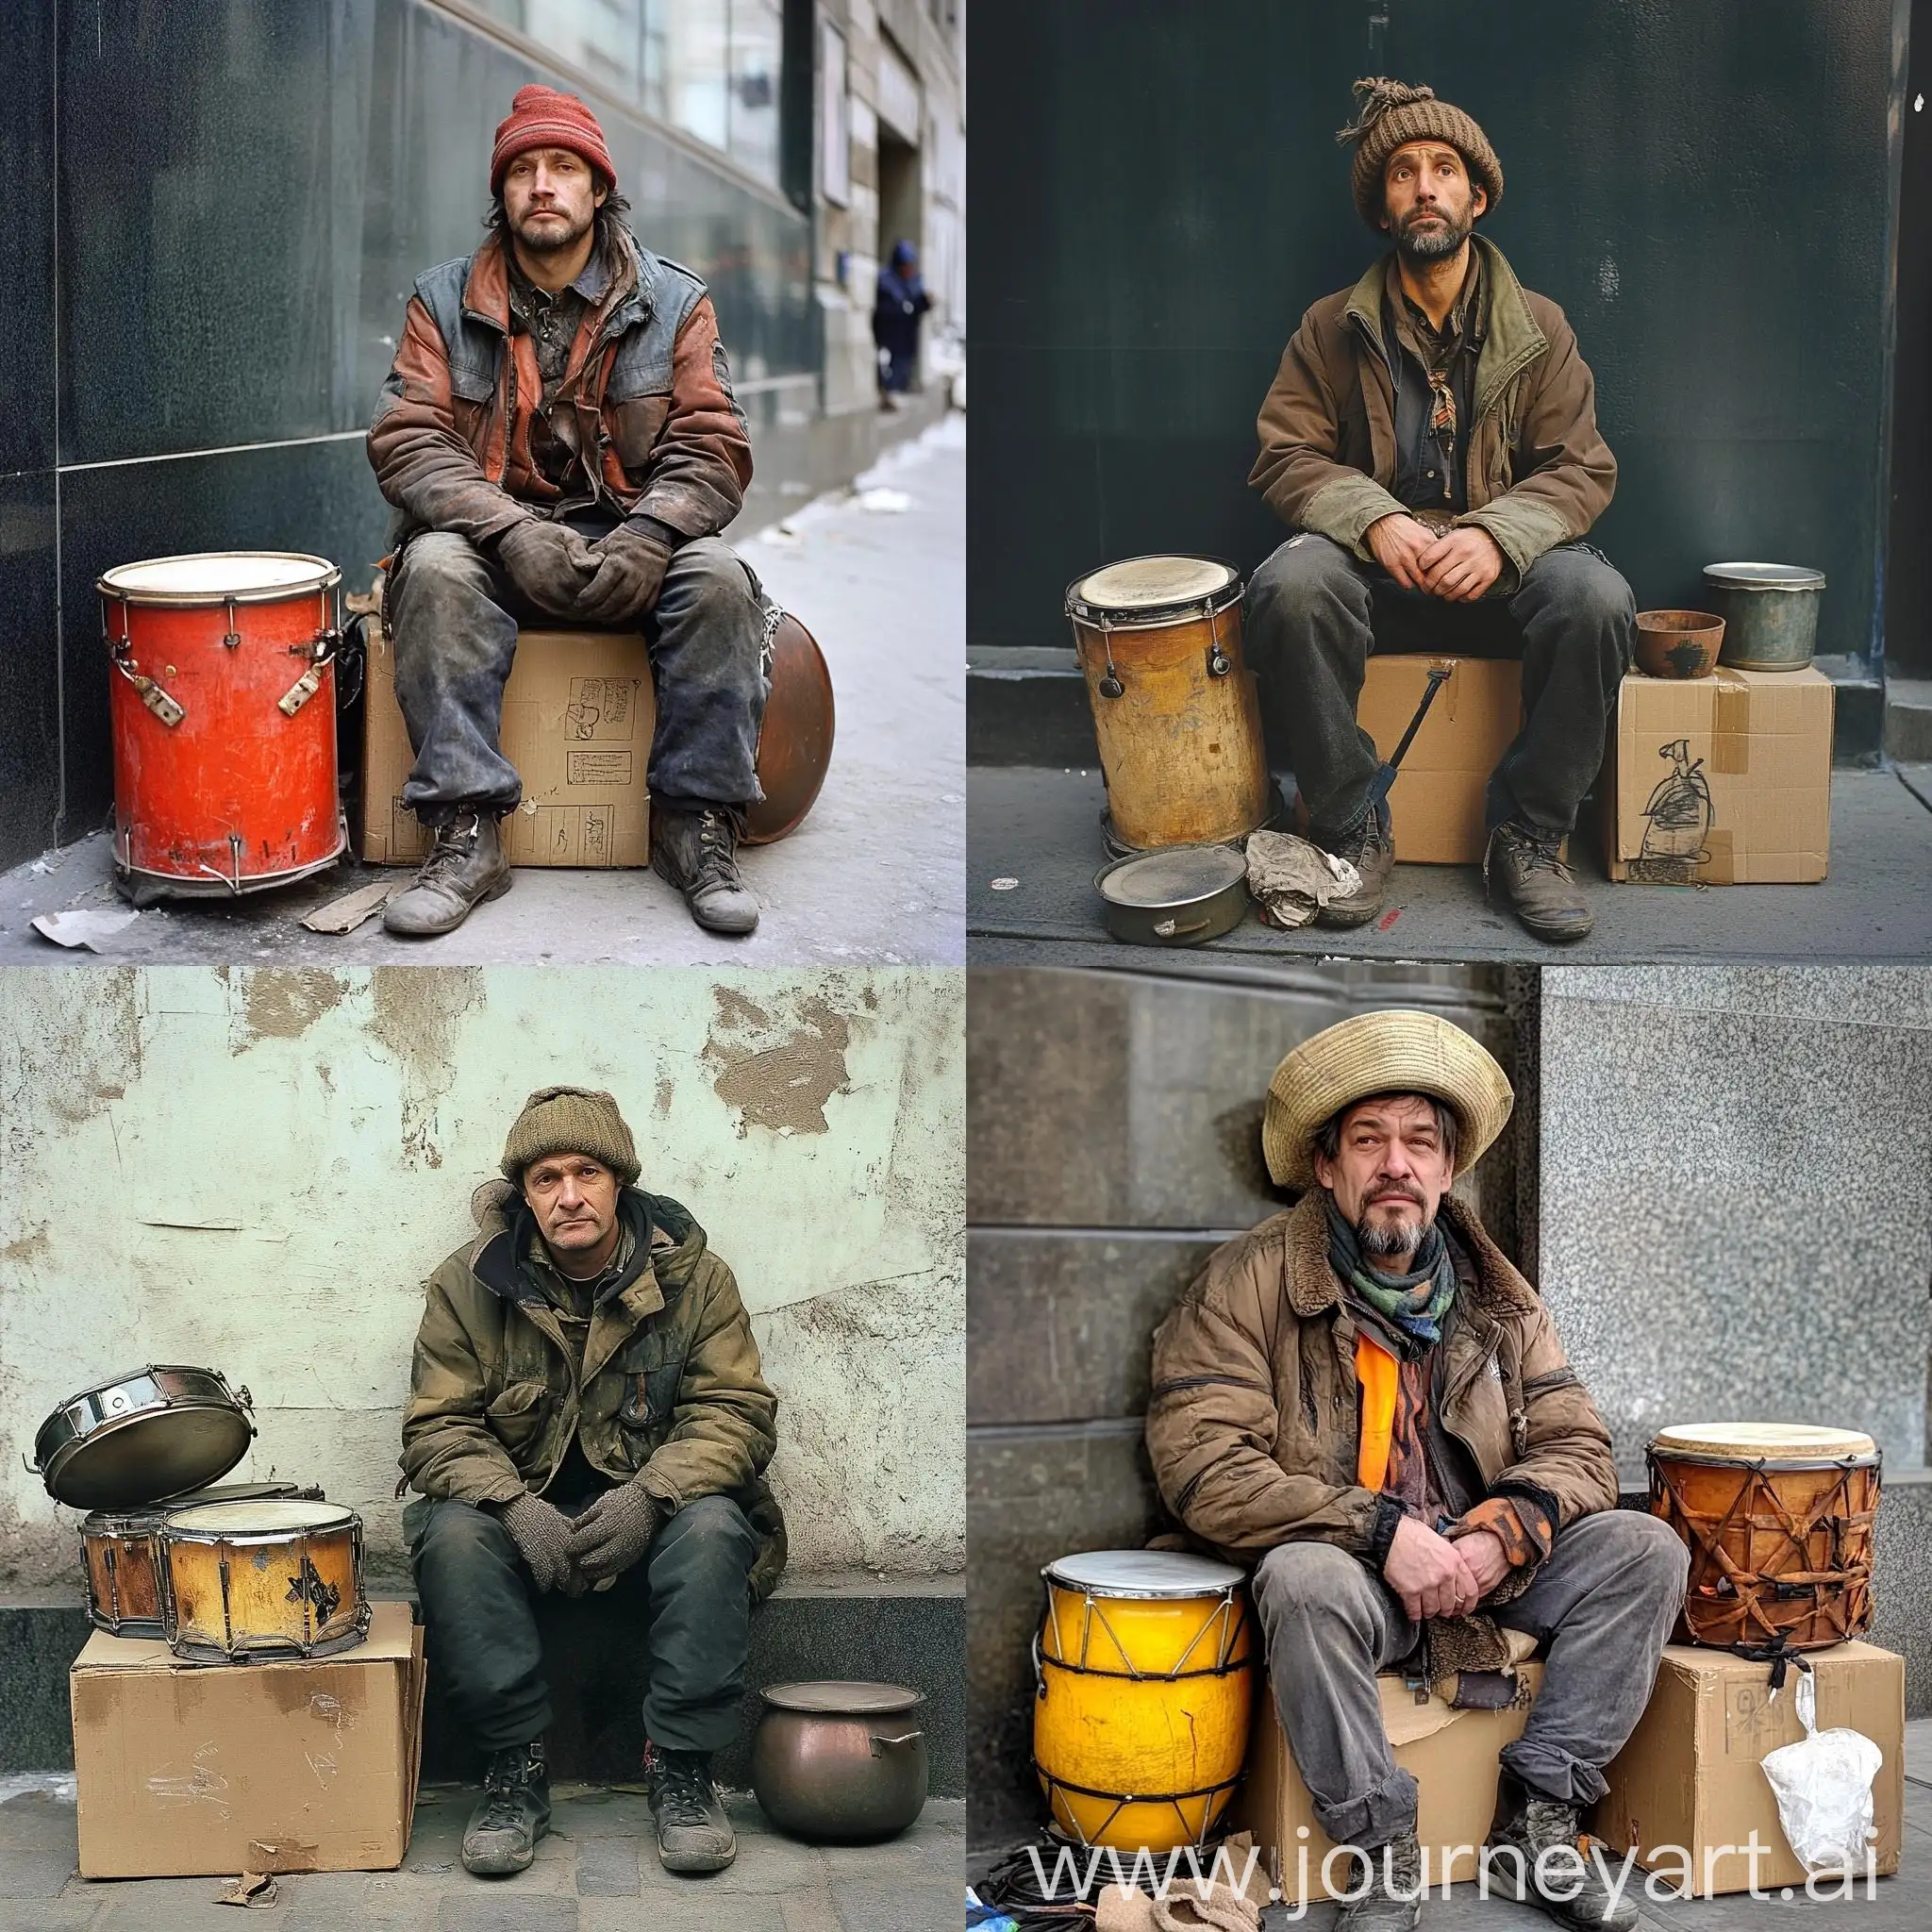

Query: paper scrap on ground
<box><xmin>300</xmin><ymin>876</ymin><xmax>407</xmax><ymax>934</ymax></box>
<box><xmin>214</xmin><ymin>1872</ymin><xmax>277</xmax><ymax>1907</ymax></box>
<box><xmin>1244</xmin><ymin>832</ymin><xmax>1362</xmax><ymax>929</ymax></box>
<box><xmin>29</xmin><ymin>908</ymin><xmax>140</xmax><ymax>950</ymax></box>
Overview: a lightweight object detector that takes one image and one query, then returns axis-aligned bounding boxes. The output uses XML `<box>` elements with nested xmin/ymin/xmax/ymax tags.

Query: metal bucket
<box><xmin>1702</xmin><ymin>562</ymin><xmax>1826</xmax><ymax>671</ymax></box>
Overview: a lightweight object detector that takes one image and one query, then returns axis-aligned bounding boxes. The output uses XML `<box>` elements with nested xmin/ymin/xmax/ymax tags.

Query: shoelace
<box><xmin>476</xmin><ymin>1756</ymin><xmax>540</xmax><ymax>1831</ymax></box>
<box><xmin>653</xmin><ymin>1758</ymin><xmax>718</xmax><ymax>1826</ymax></box>
<box><xmin>1502</xmin><ymin>825</ymin><xmax>1573</xmax><ymax>881</ymax></box>
<box><xmin>689</xmin><ymin>812</ymin><xmax>742</xmax><ymax>892</ymax></box>
<box><xmin>420</xmin><ymin>817</ymin><xmax>480</xmax><ymax>885</ymax></box>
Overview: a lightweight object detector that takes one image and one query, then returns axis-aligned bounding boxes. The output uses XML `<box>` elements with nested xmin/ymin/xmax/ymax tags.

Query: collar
<box><xmin>1284</xmin><ymin>1188</ymin><xmax>1538</xmax><ymax>1320</ymax></box>
<box><xmin>474</xmin><ymin>1186</ymin><xmax>658</xmax><ymax>1308</ymax></box>
<box><xmin>461</xmin><ymin>226</ymin><xmax>646</xmax><ymax>340</ymax></box>
<box><xmin>508</xmin><ymin>246</ymin><xmax>611</xmax><ymax>310</ymax></box>
<box><xmin>1385</xmin><ymin>248</ymin><xmax>1481</xmax><ymax>350</ymax></box>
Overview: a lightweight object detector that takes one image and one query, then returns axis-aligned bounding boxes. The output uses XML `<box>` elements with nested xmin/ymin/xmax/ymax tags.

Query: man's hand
<box><xmin>1365</xmin><ymin>512</ymin><xmax>1440</xmax><ymax>591</ymax></box>
<box><xmin>496</xmin><ymin>519</ymin><xmax>595</xmax><ymax>617</ymax></box>
<box><xmin>1417</xmin><ymin>525</ymin><xmax>1504</xmax><ymax>603</ymax></box>
<box><xmin>566</xmin><ymin>1481</ymin><xmax>661</xmax><ymax>1582</ymax></box>
<box><xmin>578</xmin><ymin>525</ymin><xmax>675</xmax><ymax>625</ymax></box>
<box><xmin>1451</xmin><ymin>1525</ymin><xmax>1512</xmax><ymax>1600</ymax></box>
<box><xmin>498</xmin><ymin>1491</ymin><xmax>590</xmax><ymax>1597</ymax></box>
<box><xmin>1383</xmin><ymin>1513</ymin><xmax>1483</xmax><ymax>1622</ymax></box>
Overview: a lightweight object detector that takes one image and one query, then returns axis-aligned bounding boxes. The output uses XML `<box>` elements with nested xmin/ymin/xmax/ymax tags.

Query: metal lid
<box><xmin>759</xmin><ymin>1680</ymin><xmax>924</xmax><ymax>1714</ymax></box>
<box><xmin>98</xmin><ymin>551</ymin><xmax>340</xmax><ymax>605</ymax></box>
<box><xmin>36</xmin><ymin>1367</ymin><xmax>255</xmax><ymax>1510</ymax></box>
<box><xmin>1701</xmin><ymin>561</ymin><xmax>1826</xmax><ymax>591</ymax></box>
<box><xmin>1095</xmin><ymin>844</ymin><xmax>1246</xmax><ymax>911</ymax></box>
<box><xmin>1043</xmin><ymin>1549</ymin><xmax>1246</xmax><ymax>1596</ymax></box>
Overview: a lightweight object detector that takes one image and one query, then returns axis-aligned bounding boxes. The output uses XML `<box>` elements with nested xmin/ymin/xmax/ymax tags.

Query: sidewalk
<box><xmin>0</xmin><ymin>416</ymin><xmax>965</xmax><ymax>970</ymax></box>
<box><xmin>0</xmin><ymin>1781</ymin><xmax>963</xmax><ymax>1929</ymax></box>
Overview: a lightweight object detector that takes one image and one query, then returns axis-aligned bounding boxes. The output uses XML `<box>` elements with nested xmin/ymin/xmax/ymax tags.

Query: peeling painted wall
<box><xmin>0</xmin><ymin>968</ymin><xmax>965</xmax><ymax>1588</ymax></box>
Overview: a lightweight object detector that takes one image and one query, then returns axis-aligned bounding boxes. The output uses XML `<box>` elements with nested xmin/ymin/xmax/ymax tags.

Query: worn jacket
<box><xmin>368</xmin><ymin>227</ymin><xmax>753</xmax><ymax>549</ymax></box>
<box><xmin>401</xmin><ymin>1185</ymin><xmax>786</xmax><ymax>1600</ymax></box>
<box><xmin>1145</xmin><ymin>1191</ymin><xmax>1617</xmax><ymax>1582</ymax></box>
<box><xmin>1249</xmin><ymin>235</ymin><xmax>1616</xmax><ymax>592</ymax></box>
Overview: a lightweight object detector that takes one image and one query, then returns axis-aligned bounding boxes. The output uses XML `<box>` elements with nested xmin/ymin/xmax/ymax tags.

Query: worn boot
<box><xmin>1484</xmin><ymin>1771</ymin><xmax>1639</xmax><ymax>1931</ymax></box>
<box><xmin>1335</xmin><ymin>1830</ymin><xmax>1424</xmax><ymax>1931</ymax></box>
<box><xmin>461</xmin><ymin>1740</ymin><xmax>550</xmax><ymax>1876</ymax></box>
<box><xmin>383</xmin><ymin>810</ymin><xmax>511</xmax><ymax>937</ymax></box>
<box><xmin>651</xmin><ymin>805</ymin><xmax>759</xmax><ymax>936</ymax></box>
<box><xmin>1315</xmin><ymin>798</ymin><xmax>1395</xmax><ymax>928</ymax></box>
<box><xmin>644</xmin><ymin>1741</ymin><xmax>737</xmax><ymax>1874</ymax></box>
<box><xmin>1484</xmin><ymin>820</ymin><xmax>1592</xmax><ymax>943</ymax></box>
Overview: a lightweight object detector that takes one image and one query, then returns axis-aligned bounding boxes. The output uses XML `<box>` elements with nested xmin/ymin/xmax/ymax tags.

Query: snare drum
<box><xmin>158</xmin><ymin>1498</ymin><xmax>370</xmax><ymax>1663</ymax></box>
<box><xmin>79</xmin><ymin>1482</ymin><xmax>322</xmax><ymax>1638</ymax></box>
<box><xmin>99</xmin><ymin>551</ymin><xmax>347</xmax><ymax>902</ymax></box>
<box><xmin>1032</xmin><ymin>1549</ymin><xmax>1254</xmax><ymax>1851</ymax></box>
<box><xmin>1648</xmin><ymin>1423</ymin><xmax>1880</xmax><ymax>1652</ymax></box>
<box><xmin>31</xmin><ymin>1365</ymin><xmax>256</xmax><ymax>1512</ymax></box>
<box><xmin>1065</xmin><ymin>557</ymin><xmax>1269</xmax><ymax>852</ymax></box>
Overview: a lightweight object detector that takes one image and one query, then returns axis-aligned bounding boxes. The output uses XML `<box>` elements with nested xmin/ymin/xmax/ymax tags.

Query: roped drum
<box><xmin>1647</xmin><ymin>1423</ymin><xmax>1880</xmax><ymax>1653</ymax></box>
<box><xmin>1032</xmin><ymin>1549</ymin><xmax>1254</xmax><ymax>1852</ymax></box>
<box><xmin>158</xmin><ymin>1498</ymin><xmax>371</xmax><ymax>1663</ymax></box>
<box><xmin>79</xmin><ymin>1482</ymin><xmax>321</xmax><ymax>1639</ymax></box>
<box><xmin>1066</xmin><ymin>557</ymin><xmax>1270</xmax><ymax>852</ymax></box>
<box><xmin>100</xmin><ymin>551</ymin><xmax>348</xmax><ymax>902</ymax></box>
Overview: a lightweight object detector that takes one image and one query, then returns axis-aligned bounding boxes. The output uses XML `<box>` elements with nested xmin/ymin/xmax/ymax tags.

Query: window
<box><xmin>820</xmin><ymin>18</ymin><xmax>850</xmax><ymax>207</ymax></box>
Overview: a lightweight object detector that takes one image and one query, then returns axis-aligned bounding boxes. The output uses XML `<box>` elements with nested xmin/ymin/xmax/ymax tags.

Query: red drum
<box><xmin>100</xmin><ymin>552</ymin><xmax>347</xmax><ymax>902</ymax></box>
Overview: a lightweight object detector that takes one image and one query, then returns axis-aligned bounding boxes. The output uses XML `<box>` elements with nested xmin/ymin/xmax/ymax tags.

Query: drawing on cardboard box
<box><xmin>565</xmin><ymin>676</ymin><xmax>640</xmax><ymax>741</ymax></box>
<box><xmin>1635</xmin><ymin>738</ymin><xmax>1714</xmax><ymax>881</ymax></box>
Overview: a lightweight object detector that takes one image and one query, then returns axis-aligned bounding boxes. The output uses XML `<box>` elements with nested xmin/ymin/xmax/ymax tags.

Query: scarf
<box><xmin>1324</xmin><ymin>1193</ymin><xmax>1457</xmax><ymax>1357</ymax></box>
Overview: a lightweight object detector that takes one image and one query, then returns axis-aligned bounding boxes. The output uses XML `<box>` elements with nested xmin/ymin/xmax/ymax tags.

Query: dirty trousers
<box><xmin>407</xmin><ymin>1490</ymin><xmax>761</xmax><ymax>1756</ymax></box>
<box><xmin>1250</xmin><ymin>1510</ymin><xmax>1689</xmax><ymax>1850</ymax></box>
<box><xmin>1244</xmin><ymin>531</ymin><xmax>1636</xmax><ymax>841</ymax></box>
<box><xmin>386</xmin><ymin>526</ymin><xmax>771</xmax><ymax>824</ymax></box>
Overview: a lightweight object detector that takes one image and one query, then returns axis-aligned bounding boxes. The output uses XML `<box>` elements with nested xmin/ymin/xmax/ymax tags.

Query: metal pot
<box><xmin>750</xmin><ymin>1681</ymin><xmax>929</xmax><ymax>1842</ymax></box>
<box><xmin>1094</xmin><ymin>844</ymin><xmax>1248</xmax><ymax>945</ymax></box>
<box><xmin>1702</xmin><ymin>562</ymin><xmax>1826</xmax><ymax>671</ymax></box>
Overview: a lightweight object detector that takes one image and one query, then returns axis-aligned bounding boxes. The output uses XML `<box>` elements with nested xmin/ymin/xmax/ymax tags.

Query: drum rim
<box><xmin>1065</xmin><ymin>553</ymin><xmax>1244</xmax><ymax>626</ymax></box>
<box><xmin>160</xmin><ymin>1499</ymin><xmax>358</xmax><ymax>1539</ymax></box>
<box><xmin>1649</xmin><ymin>1445</ymin><xmax>1880</xmax><ymax>1473</ymax></box>
<box><xmin>1042</xmin><ymin>1548</ymin><xmax>1246</xmax><ymax>1596</ymax></box>
<box><xmin>1650</xmin><ymin>1422</ymin><xmax>1878</xmax><ymax>1460</ymax></box>
<box><xmin>97</xmin><ymin>550</ymin><xmax>341</xmax><ymax>606</ymax></box>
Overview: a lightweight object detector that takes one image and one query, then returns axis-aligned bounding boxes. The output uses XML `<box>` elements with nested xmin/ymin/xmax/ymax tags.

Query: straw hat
<box><xmin>1261</xmin><ymin>1009</ymin><xmax>1514</xmax><ymax>1188</ymax></box>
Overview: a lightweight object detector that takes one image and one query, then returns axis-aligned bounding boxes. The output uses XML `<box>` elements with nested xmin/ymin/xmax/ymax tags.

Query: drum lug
<box><xmin>108</xmin><ymin>650</ymin><xmax>187</xmax><ymax>728</ymax></box>
<box><xmin>223</xmin><ymin>597</ymin><xmax>241</xmax><ymax>651</ymax></box>
<box><xmin>1098</xmin><ymin>668</ymin><xmax>1124</xmax><ymax>700</ymax></box>
<box><xmin>1206</xmin><ymin>644</ymin><xmax>1232</xmax><ymax>678</ymax></box>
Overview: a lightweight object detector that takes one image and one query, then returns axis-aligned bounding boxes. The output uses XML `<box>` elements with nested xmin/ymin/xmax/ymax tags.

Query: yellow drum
<box><xmin>1032</xmin><ymin>1549</ymin><xmax>1254</xmax><ymax>1851</ymax></box>
<box><xmin>158</xmin><ymin>1498</ymin><xmax>370</xmax><ymax>1663</ymax></box>
<box><xmin>1066</xmin><ymin>556</ymin><xmax>1270</xmax><ymax>852</ymax></box>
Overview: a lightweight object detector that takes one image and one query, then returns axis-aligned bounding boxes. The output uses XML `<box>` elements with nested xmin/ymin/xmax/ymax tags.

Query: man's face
<box><xmin>1381</xmin><ymin>140</ymin><xmax>1486</xmax><ymax>262</ymax></box>
<box><xmin>502</xmin><ymin>145</ymin><xmax>608</xmax><ymax>258</ymax></box>
<box><xmin>1313</xmin><ymin>1094</ymin><xmax>1454</xmax><ymax>1260</ymax></box>
<box><xmin>522</xmin><ymin>1151</ymin><xmax>619</xmax><ymax>1258</ymax></box>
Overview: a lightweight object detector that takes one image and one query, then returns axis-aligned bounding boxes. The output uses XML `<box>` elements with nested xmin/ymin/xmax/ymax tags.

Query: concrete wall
<box><xmin>0</xmin><ymin>966</ymin><xmax>965</xmax><ymax>1590</ymax></box>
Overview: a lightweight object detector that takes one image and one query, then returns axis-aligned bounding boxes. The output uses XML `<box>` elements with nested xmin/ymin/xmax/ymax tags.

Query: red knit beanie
<box><xmin>491</xmin><ymin>85</ymin><xmax>618</xmax><ymax>193</ymax></box>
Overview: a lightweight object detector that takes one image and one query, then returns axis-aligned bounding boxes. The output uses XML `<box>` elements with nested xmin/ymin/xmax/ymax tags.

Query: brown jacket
<box><xmin>368</xmin><ymin>228</ymin><xmax>752</xmax><ymax>548</ymax></box>
<box><xmin>400</xmin><ymin>1185</ymin><xmax>786</xmax><ymax>1600</ymax></box>
<box><xmin>1145</xmin><ymin>1191</ymin><xmax>1617</xmax><ymax>1578</ymax></box>
<box><xmin>1249</xmin><ymin>236</ymin><xmax>1616</xmax><ymax>591</ymax></box>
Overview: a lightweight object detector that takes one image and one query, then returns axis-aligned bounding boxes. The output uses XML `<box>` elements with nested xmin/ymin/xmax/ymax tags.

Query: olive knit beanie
<box><xmin>502</xmin><ymin>1085</ymin><xmax>641</xmax><ymax>1187</ymax></box>
<box><xmin>1337</xmin><ymin>76</ymin><xmax>1503</xmax><ymax>231</ymax></box>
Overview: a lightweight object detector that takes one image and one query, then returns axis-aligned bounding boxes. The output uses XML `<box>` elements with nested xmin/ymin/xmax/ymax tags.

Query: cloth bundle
<box><xmin>1244</xmin><ymin>832</ymin><xmax>1363</xmax><ymax>928</ymax></box>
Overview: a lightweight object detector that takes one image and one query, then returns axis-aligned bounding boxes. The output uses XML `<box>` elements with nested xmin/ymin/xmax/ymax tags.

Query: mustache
<box><xmin>1364</xmin><ymin>1180</ymin><xmax>1425</xmax><ymax>1208</ymax></box>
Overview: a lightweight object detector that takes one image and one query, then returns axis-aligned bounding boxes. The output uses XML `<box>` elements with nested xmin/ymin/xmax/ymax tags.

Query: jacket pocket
<box><xmin>485</xmin><ymin>1379</ymin><xmax>549</xmax><ymax>1452</ymax></box>
<box><xmin>609</xmin><ymin>394</ymin><xmax>672</xmax><ymax>471</ymax></box>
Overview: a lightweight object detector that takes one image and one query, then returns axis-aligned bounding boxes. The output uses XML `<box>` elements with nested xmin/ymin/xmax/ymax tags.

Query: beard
<box><xmin>511</xmin><ymin>204</ymin><xmax>594</xmax><ymax>258</ymax></box>
<box><xmin>1391</xmin><ymin>202</ymin><xmax>1474</xmax><ymax>262</ymax></box>
<box><xmin>1357</xmin><ymin>1192</ymin><xmax>1434</xmax><ymax>1260</ymax></box>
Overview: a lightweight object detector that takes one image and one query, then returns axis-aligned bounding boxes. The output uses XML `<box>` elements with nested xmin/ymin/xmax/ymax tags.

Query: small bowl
<box><xmin>1635</xmin><ymin>609</ymin><xmax>1724</xmax><ymax>680</ymax></box>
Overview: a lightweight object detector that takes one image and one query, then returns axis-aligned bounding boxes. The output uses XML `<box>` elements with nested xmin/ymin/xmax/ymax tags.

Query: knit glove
<box><xmin>566</xmin><ymin>1481</ymin><xmax>661</xmax><ymax>1582</ymax></box>
<box><xmin>577</xmin><ymin>525</ymin><xmax>674</xmax><ymax>625</ymax></box>
<box><xmin>495</xmin><ymin>518</ymin><xmax>595</xmax><ymax>617</ymax></box>
<box><xmin>499</xmin><ymin>1491</ymin><xmax>590</xmax><ymax>1597</ymax></box>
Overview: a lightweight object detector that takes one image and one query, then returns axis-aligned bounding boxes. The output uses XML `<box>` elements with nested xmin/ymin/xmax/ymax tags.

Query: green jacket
<box><xmin>1250</xmin><ymin>235</ymin><xmax>1617</xmax><ymax>592</ymax></box>
<box><xmin>401</xmin><ymin>1185</ymin><xmax>787</xmax><ymax>1600</ymax></box>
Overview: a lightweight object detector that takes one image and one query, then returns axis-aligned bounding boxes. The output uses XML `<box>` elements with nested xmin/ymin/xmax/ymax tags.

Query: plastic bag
<box><xmin>1760</xmin><ymin>1663</ymin><xmax>1883</xmax><ymax>1873</ymax></box>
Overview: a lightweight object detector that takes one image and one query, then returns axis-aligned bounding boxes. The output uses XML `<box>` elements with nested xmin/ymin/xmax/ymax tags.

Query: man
<box><xmin>1146</xmin><ymin>1012</ymin><xmax>1686</xmax><ymax>1931</ymax></box>
<box><xmin>369</xmin><ymin>86</ymin><xmax>770</xmax><ymax>940</ymax></box>
<box><xmin>873</xmin><ymin>239</ymin><xmax>932</xmax><ymax>408</ymax></box>
<box><xmin>400</xmin><ymin>1086</ymin><xmax>785</xmax><ymax>1879</ymax></box>
<box><xmin>1246</xmin><ymin>79</ymin><xmax>1635</xmax><ymax>944</ymax></box>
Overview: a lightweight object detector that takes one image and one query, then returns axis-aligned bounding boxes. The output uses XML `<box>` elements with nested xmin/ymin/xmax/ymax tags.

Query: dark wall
<box><xmin>968</xmin><ymin>0</ymin><xmax>1907</xmax><ymax>675</ymax></box>
<box><xmin>1888</xmin><ymin>0</ymin><xmax>1932</xmax><ymax>676</ymax></box>
<box><xmin>1</xmin><ymin>0</ymin><xmax>813</xmax><ymax>871</ymax></box>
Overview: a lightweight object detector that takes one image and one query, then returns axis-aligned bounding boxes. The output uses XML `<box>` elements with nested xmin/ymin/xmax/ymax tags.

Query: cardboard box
<box><xmin>1239</xmin><ymin>1663</ymin><xmax>1543</xmax><ymax>1902</ymax></box>
<box><xmin>1592</xmin><ymin>1641</ymin><xmax>1903</xmax><ymax>1897</ymax></box>
<box><xmin>360</xmin><ymin>626</ymin><xmax>655</xmax><ymax>867</ymax></box>
<box><xmin>1356</xmin><ymin>655</ymin><xmax>1523</xmax><ymax>864</ymax></box>
<box><xmin>1600</xmin><ymin>666</ymin><xmax>1833</xmax><ymax>883</ymax></box>
<box><xmin>71</xmin><ymin>1601</ymin><xmax>425</xmax><ymax>1879</ymax></box>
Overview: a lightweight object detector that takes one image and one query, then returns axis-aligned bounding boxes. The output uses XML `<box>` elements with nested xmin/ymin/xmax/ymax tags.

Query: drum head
<box><xmin>48</xmin><ymin>1406</ymin><xmax>255</xmax><ymax>1511</ymax></box>
<box><xmin>1653</xmin><ymin>1422</ymin><xmax>1876</xmax><ymax>1461</ymax></box>
<box><xmin>1068</xmin><ymin>556</ymin><xmax>1241</xmax><ymax>625</ymax></box>
<box><xmin>99</xmin><ymin>551</ymin><xmax>339</xmax><ymax>605</ymax></box>
<box><xmin>164</xmin><ymin>1499</ymin><xmax>352</xmax><ymax>1537</ymax></box>
<box><xmin>1044</xmin><ymin>1549</ymin><xmax>1245</xmax><ymax>1597</ymax></box>
<box><xmin>1097</xmin><ymin>844</ymin><xmax>1246</xmax><ymax>909</ymax></box>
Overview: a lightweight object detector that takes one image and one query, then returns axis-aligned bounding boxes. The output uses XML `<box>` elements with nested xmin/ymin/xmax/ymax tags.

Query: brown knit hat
<box><xmin>1337</xmin><ymin>77</ymin><xmax>1503</xmax><ymax>231</ymax></box>
<box><xmin>501</xmin><ymin>1086</ymin><xmax>640</xmax><ymax>1187</ymax></box>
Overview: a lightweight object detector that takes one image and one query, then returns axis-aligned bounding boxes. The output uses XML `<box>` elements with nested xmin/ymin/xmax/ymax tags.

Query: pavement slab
<box><xmin>0</xmin><ymin>416</ymin><xmax>965</xmax><ymax>971</ymax></box>
<box><xmin>967</xmin><ymin>762</ymin><xmax>1932</xmax><ymax>965</ymax></box>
